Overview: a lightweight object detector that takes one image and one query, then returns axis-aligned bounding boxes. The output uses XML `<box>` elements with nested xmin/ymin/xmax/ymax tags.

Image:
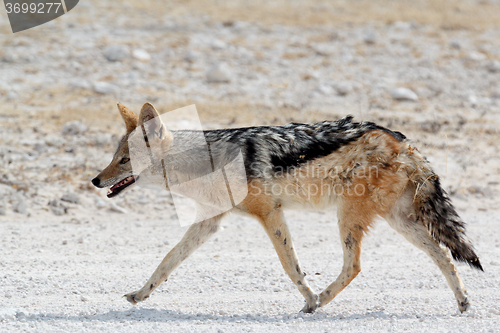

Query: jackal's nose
<box><xmin>91</xmin><ymin>177</ymin><xmax>101</xmax><ymax>187</ymax></box>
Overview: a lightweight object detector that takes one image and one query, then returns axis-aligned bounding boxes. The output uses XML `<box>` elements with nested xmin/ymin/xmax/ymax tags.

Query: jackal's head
<box><xmin>91</xmin><ymin>102</ymin><xmax>173</xmax><ymax>198</ymax></box>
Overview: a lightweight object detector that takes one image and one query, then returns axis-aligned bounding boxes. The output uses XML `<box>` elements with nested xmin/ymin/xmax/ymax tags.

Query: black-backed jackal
<box><xmin>92</xmin><ymin>103</ymin><xmax>483</xmax><ymax>314</ymax></box>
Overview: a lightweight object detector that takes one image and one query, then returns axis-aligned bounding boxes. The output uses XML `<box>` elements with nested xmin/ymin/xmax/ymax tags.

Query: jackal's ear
<box><xmin>117</xmin><ymin>103</ymin><xmax>138</xmax><ymax>133</ymax></box>
<box><xmin>139</xmin><ymin>103</ymin><xmax>171</xmax><ymax>141</ymax></box>
<box><xmin>138</xmin><ymin>103</ymin><xmax>161</xmax><ymax>126</ymax></box>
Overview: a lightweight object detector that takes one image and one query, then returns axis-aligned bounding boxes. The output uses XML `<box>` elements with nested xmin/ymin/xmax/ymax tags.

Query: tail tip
<box><xmin>470</xmin><ymin>257</ymin><xmax>484</xmax><ymax>272</ymax></box>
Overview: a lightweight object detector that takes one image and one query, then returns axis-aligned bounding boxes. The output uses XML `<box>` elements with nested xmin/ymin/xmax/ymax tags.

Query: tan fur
<box><xmin>117</xmin><ymin>103</ymin><xmax>138</xmax><ymax>133</ymax></box>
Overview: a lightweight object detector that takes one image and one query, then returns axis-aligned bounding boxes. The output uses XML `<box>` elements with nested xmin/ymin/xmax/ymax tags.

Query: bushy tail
<box><xmin>407</xmin><ymin>150</ymin><xmax>483</xmax><ymax>271</ymax></box>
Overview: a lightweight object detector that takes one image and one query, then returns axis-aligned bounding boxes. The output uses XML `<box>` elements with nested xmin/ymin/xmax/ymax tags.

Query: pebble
<box><xmin>468</xmin><ymin>94</ymin><xmax>478</xmax><ymax>106</ymax></box>
<box><xmin>95</xmin><ymin>197</ymin><xmax>107</xmax><ymax>209</ymax></box>
<box><xmin>363</xmin><ymin>31</ymin><xmax>377</xmax><ymax>44</ymax></box>
<box><xmin>61</xmin><ymin>192</ymin><xmax>80</xmax><ymax>204</ymax></box>
<box><xmin>206</xmin><ymin>63</ymin><xmax>231</xmax><ymax>83</ymax></box>
<box><xmin>390</xmin><ymin>87</ymin><xmax>419</xmax><ymax>101</ymax></box>
<box><xmin>132</xmin><ymin>49</ymin><xmax>151</xmax><ymax>62</ymax></box>
<box><xmin>336</xmin><ymin>82</ymin><xmax>353</xmax><ymax>96</ymax></box>
<box><xmin>315</xmin><ymin>85</ymin><xmax>333</xmax><ymax>95</ymax></box>
<box><xmin>6</xmin><ymin>91</ymin><xmax>18</xmax><ymax>101</ymax></box>
<box><xmin>62</xmin><ymin>121</ymin><xmax>87</xmax><ymax>135</ymax></box>
<box><xmin>103</xmin><ymin>45</ymin><xmax>130</xmax><ymax>62</ymax></box>
<box><xmin>184</xmin><ymin>51</ymin><xmax>200</xmax><ymax>63</ymax></box>
<box><xmin>211</xmin><ymin>39</ymin><xmax>227</xmax><ymax>50</ymax></box>
<box><xmin>491</xmin><ymin>88</ymin><xmax>500</xmax><ymax>99</ymax></box>
<box><xmin>487</xmin><ymin>60</ymin><xmax>500</xmax><ymax>73</ymax></box>
<box><xmin>45</xmin><ymin>135</ymin><xmax>65</xmax><ymax>147</ymax></box>
<box><xmin>467</xmin><ymin>51</ymin><xmax>487</xmax><ymax>61</ymax></box>
<box><xmin>93</xmin><ymin>81</ymin><xmax>120</xmax><ymax>95</ymax></box>
<box><xmin>109</xmin><ymin>202</ymin><xmax>128</xmax><ymax>214</ymax></box>
<box><xmin>70</xmin><ymin>79</ymin><xmax>92</xmax><ymax>90</ymax></box>
<box><xmin>12</xmin><ymin>194</ymin><xmax>27</xmax><ymax>214</ymax></box>
<box><xmin>49</xmin><ymin>200</ymin><xmax>68</xmax><ymax>216</ymax></box>
<box><xmin>449</xmin><ymin>39</ymin><xmax>461</xmax><ymax>49</ymax></box>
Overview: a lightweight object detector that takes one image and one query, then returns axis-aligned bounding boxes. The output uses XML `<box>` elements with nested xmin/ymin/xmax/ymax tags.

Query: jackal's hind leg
<box><xmin>124</xmin><ymin>215</ymin><xmax>223</xmax><ymax>305</ymax></box>
<box><xmin>386</xmin><ymin>209</ymin><xmax>470</xmax><ymax>312</ymax></box>
<box><xmin>257</xmin><ymin>209</ymin><xmax>320</xmax><ymax>313</ymax></box>
<box><xmin>317</xmin><ymin>216</ymin><xmax>365</xmax><ymax>308</ymax></box>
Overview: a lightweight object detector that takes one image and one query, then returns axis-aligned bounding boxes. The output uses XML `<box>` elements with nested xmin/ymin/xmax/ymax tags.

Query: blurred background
<box><xmin>0</xmin><ymin>0</ymin><xmax>499</xmax><ymax>217</ymax></box>
<box><xmin>1</xmin><ymin>2</ymin><xmax>500</xmax><ymax>329</ymax></box>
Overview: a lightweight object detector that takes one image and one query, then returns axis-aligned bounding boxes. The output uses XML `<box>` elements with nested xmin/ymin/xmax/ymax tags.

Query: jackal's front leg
<box><xmin>124</xmin><ymin>215</ymin><xmax>223</xmax><ymax>305</ymax></box>
<box><xmin>257</xmin><ymin>208</ymin><xmax>319</xmax><ymax>313</ymax></box>
<box><xmin>316</xmin><ymin>209</ymin><xmax>367</xmax><ymax>309</ymax></box>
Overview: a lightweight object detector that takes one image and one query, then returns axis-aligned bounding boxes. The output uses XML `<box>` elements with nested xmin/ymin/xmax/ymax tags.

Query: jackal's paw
<box><xmin>300</xmin><ymin>297</ymin><xmax>320</xmax><ymax>314</ymax></box>
<box><xmin>124</xmin><ymin>291</ymin><xmax>149</xmax><ymax>305</ymax></box>
<box><xmin>458</xmin><ymin>296</ymin><xmax>470</xmax><ymax>313</ymax></box>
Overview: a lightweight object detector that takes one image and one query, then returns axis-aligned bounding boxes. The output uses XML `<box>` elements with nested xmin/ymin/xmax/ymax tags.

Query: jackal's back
<box><xmin>202</xmin><ymin>116</ymin><xmax>406</xmax><ymax>178</ymax></box>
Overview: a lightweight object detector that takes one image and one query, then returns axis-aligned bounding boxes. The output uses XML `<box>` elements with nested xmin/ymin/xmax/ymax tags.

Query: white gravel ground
<box><xmin>1</xmin><ymin>0</ymin><xmax>500</xmax><ymax>332</ymax></box>
<box><xmin>1</xmin><ymin>207</ymin><xmax>499</xmax><ymax>332</ymax></box>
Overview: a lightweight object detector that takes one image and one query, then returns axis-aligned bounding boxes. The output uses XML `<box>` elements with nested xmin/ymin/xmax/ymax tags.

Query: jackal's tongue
<box><xmin>107</xmin><ymin>176</ymin><xmax>136</xmax><ymax>198</ymax></box>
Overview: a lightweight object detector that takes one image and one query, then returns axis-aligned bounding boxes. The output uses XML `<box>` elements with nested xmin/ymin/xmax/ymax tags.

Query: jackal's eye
<box><xmin>120</xmin><ymin>157</ymin><xmax>130</xmax><ymax>165</ymax></box>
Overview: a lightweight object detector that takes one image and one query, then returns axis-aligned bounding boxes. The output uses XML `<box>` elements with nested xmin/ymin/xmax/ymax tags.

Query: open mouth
<box><xmin>107</xmin><ymin>175</ymin><xmax>138</xmax><ymax>198</ymax></box>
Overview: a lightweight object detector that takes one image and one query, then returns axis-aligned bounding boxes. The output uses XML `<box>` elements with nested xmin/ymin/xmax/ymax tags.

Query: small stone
<box><xmin>486</xmin><ymin>60</ymin><xmax>500</xmax><ymax>73</ymax></box>
<box><xmin>45</xmin><ymin>135</ymin><xmax>65</xmax><ymax>147</ymax></box>
<box><xmin>211</xmin><ymin>39</ymin><xmax>227</xmax><ymax>50</ymax></box>
<box><xmin>449</xmin><ymin>39</ymin><xmax>461</xmax><ymax>49</ymax></box>
<box><xmin>61</xmin><ymin>192</ymin><xmax>80</xmax><ymax>204</ymax></box>
<box><xmin>136</xmin><ymin>195</ymin><xmax>150</xmax><ymax>204</ymax></box>
<box><xmin>15</xmin><ymin>311</ymin><xmax>26</xmax><ymax>319</ymax></box>
<box><xmin>109</xmin><ymin>202</ymin><xmax>127</xmax><ymax>214</ymax></box>
<box><xmin>467</xmin><ymin>51</ymin><xmax>487</xmax><ymax>61</ymax></box>
<box><xmin>70</xmin><ymin>79</ymin><xmax>92</xmax><ymax>90</ymax></box>
<box><xmin>0</xmin><ymin>197</ymin><xmax>6</xmax><ymax>215</ymax></box>
<box><xmin>491</xmin><ymin>89</ymin><xmax>500</xmax><ymax>99</ymax></box>
<box><xmin>12</xmin><ymin>195</ymin><xmax>26</xmax><ymax>214</ymax></box>
<box><xmin>62</xmin><ymin>121</ymin><xmax>87</xmax><ymax>135</ymax></box>
<box><xmin>95</xmin><ymin>198</ymin><xmax>106</xmax><ymax>209</ymax></box>
<box><xmin>6</xmin><ymin>91</ymin><xmax>18</xmax><ymax>101</ymax></box>
<box><xmin>363</xmin><ymin>31</ymin><xmax>377</xmax><ymax>44</ymax></box>
<box><xmin>93</xmin><ymin>82</ymin><xmax>120</xmax><ymax>95</ymax></box>
<box><xmin>315</xmin><ymin>85</ymin><xmax>333</xmax><ymax>95</ymax></box>
<box><xmin>390</xmin><ymin>87</ymin><xmax>418</xmax><ymax>102</ymax></box>
<box><xmin>49</xmin><ymin>199</ymin><xmax>68</xmax><ymax>216</ymax></box>
<box><xmin>336</xmin><ymin>82</ymin><xmax>353</xmax><ymax>96</ymax></box>
<box><xmin>62</xmin><ymin>240</ymin><xmax>68</xmax><ymax>245</ymax></box>
<box><xmin>103</xmin><ymin>45</ymin><xmax>130</xmax><ymax>62</ymax></box>
<box><xmin>132</xmin><ymin>49</ymin><xmax>151</xmax><ymax>62</ymax></box>
<box><xmin>184</xmin><ymin>51</ymin><xmax>199</xmax><ymax>63</ymax></box>
<box><xmin>392</xmin><ymin>21</ymin><xmax>412</xmax><ymax>30</ymax></box>
<box><xmin>206</xmin><ymin>63</ymin><xmax>231</xmax><ymax>83</ymax></box>
<box><xmin>468</xmin><ymin>95</ymin><xmax>478</xmax><ymax>106</ymax></box>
